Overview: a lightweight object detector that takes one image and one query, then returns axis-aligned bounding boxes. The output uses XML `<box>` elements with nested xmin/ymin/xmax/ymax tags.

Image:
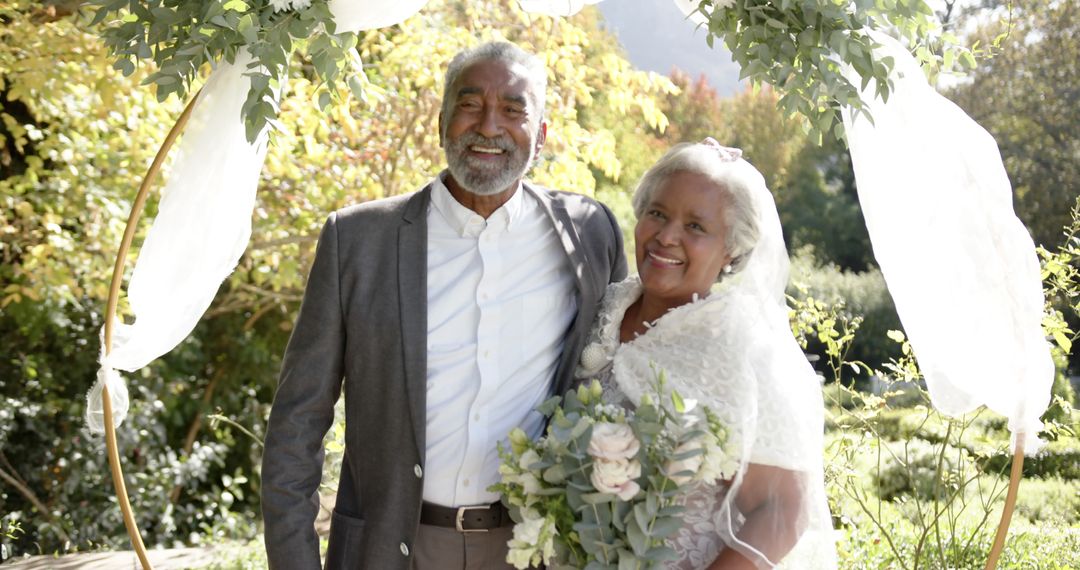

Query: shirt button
<box><xmin>400</xmin><ymin>542</ymin><xmax>410</xmax><ymax>556</ymax></box>
<box><xmin>483</xmin><ymin>350</ymin><xmax>491</xmax><ymax>359</ymax></box>
<box><xmin>414</xmin><ymin>464</ymin><xmax>423</xmax><ymax>478</ymax></box>
<box><xmin>474</xmin><ymin>413</ymin><xmax>480</xmax><ymax>421</ymax></box>
<box><xmin>463</xmin><ymin>479</ymin><xmax>470</xmax><ymax>487</ymax></box>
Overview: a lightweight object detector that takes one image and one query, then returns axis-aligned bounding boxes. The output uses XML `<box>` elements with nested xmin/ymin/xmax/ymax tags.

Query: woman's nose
<box><xmin>655</xmin><ymin>222</ymin><xmax>680</xmax><ymax>246</ymax></box>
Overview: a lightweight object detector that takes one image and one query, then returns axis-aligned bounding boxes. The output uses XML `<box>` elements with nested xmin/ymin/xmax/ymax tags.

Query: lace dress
<box><xmin>576</xmin><ymin>277</ymin><xmax>835</xmax><ymax>570</ymax></box>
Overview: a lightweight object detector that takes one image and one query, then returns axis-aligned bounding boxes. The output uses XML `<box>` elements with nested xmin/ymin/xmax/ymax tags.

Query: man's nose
<box><xmin>476</xmin><ymin>106</ymin><xmax>502</xmax><ymax>138</ymax></box>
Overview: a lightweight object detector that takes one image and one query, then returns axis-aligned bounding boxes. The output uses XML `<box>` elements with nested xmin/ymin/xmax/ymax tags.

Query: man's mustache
<box><xmin>453</xmin><ymin>133</ymin><xmax>517</xmax><ymax>153</ymax></box>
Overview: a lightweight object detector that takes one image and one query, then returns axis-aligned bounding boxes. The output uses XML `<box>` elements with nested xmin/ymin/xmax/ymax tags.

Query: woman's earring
<box><xmin>722</xmin><ymin>264</ymin><xmax>733</xmax><ymax>274</ymax></box>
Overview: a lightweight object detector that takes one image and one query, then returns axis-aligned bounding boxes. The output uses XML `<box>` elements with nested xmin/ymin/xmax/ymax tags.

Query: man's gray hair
<box><xmin>441</xmin><ymin>41</ymin><xmax>548</xmax><ymax>138</ymax></box>
<box><xmin>631</xmin><ymin>143</ymin><xmax>761</xmax><ymax>277</ymax></box>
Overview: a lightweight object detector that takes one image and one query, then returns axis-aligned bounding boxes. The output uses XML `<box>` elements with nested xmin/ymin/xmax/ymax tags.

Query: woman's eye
<box><xmin>688</xmin><ymin>222</ymin><xmax>705</xmax><ymax>232</ymax></box>
<box><xmin>646</xmin><ymin>209</ymin><xmax>664</xmax><ymax>219</ymax></box>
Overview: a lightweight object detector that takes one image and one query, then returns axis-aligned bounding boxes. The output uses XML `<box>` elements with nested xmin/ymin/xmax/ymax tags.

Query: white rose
<box><xmin>587</xmin><ymin>422</ymin><xmax>640</xmax><ymax>461</ymax></box>
<box><xmin>590</xmin><ymin>457</ymin><xmax>642</xmax><ymax>500</ymax></box>
<box><xmin>665</xmin><ymin>438</ymin><xmax>704</xmax><ymax>486</ymax></box>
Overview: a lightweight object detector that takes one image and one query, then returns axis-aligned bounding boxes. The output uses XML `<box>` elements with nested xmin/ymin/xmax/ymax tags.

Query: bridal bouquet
<box><xmin>491</xmin><ymin>376</ymin><xmax>739</xmax><ymax>569</ymax></box>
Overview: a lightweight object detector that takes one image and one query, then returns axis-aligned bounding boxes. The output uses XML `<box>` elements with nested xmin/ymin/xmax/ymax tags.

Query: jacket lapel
<box><xmin>398</xmin><ymin>187</ymin><xmax>431</xmax><ymax>457</ymax></box>
<box><xmin>526</xmin><ymin>184</ymin><xmax>588</xmax><ymax>293</ymax></box>
<box><xmin>526</xmin><ymin>184</ymin><xmax>590</xmax><ymax>395</ymax></box>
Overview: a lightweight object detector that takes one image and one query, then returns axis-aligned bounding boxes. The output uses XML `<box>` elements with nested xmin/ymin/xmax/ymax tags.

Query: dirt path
<box><xmin>2</xmin><ymin>547</ymin><xmax>233</xmax><ymax>569</ymax></box>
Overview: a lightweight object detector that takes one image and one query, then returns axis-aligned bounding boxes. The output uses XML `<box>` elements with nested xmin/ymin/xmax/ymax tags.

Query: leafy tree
<box><xmin>659</xmin><ymin>69</ymin><xmax>728</xmax><ymax>145</ymax></box>
<box><xmin>780</xmin><ymin>132</ymin><xmax>876</xmax><ymax>273</ymax></box>
<box><xmin>946</xmin><ymin>0</ymin><xmax>1080</xmax><ymax>251</ymax></box>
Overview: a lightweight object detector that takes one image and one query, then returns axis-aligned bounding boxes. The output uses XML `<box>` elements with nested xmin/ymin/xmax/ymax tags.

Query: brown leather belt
<box><xmin>419</xmin><ymin>501</ymin><xmax>512</xmax><ymax>533</ymax></box>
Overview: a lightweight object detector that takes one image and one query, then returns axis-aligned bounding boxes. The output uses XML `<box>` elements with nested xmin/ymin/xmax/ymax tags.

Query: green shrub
<box><xmin>789</xmin><ymin>250</ymin><xmax>903</xmax><ymax>378</ymax></box>
<box><xmin>873</xmin><ymin>438</ymin><xmax>977</xmax><ymax>501</ymax></box>
<box><xmin>980</xmin><ymin>437</ymin><xmax>1080</xmax><ymax>480</ymax></box>
<box><xmin>1012</xmin><ymin>477</ymin><xmax>1080</xmax><ymax>525</ymax></box>
<box><xmin>839</xmin><ymin>522</ymin><xmax>1080</xmax><ymax>570</ymax></box>
<box><xmin>204</xmin><ymin>539</ymin><xmax>268</xmax><ymax>570</ymax></box>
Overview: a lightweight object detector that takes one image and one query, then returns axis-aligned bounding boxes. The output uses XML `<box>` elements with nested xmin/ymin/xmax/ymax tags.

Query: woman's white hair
<box><xmin>631</xmin><ymin>142</ymin><xmax>761</xmax><ymax>278</ymax></box>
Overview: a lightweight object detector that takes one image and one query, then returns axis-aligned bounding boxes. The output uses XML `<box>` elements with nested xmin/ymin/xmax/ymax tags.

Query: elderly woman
<box><xmin>576</xmin><ymin>140</ymin><xmax>836</xmax><ymax>569</ymax></box>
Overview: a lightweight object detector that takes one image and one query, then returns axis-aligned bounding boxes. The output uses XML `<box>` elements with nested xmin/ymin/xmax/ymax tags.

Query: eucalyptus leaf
<box><xmin>581</xmin><ymin>492</ymin><xmax>616</xmax><ymax>505</ymax></box>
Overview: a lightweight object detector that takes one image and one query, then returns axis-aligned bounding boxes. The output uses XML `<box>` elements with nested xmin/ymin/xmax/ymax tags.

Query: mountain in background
<box><xmin>596</xmin><ymin>0</ymin><xmax>744</xmax><ymax>96</ymax></box>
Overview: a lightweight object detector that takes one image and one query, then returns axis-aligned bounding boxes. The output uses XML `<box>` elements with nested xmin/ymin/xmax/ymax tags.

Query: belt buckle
<box><xmin>455</xmin><ymin>505</ymin><xmax>491</xmax><ymax>533</ymax></box>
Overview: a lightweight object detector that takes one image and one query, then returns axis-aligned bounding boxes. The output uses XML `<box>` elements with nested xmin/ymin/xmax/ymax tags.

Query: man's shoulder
<box><xmin>528</xmin><ymin>183</ymin><xmax>609</xmax><ymax>217</ymax></box>
<box><xmin>332</xmin><ymin>186</ymin><xmax>430</xmax><ymax>227</ymax></box>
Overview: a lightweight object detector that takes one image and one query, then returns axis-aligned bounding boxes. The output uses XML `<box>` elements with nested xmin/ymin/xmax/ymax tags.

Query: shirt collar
<box><xmin>430</xmin><ymin>171</ymin><xmax>525</xmax><ymax>237</ymax></box>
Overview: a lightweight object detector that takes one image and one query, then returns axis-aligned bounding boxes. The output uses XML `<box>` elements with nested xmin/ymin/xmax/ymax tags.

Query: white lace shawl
<box><xmin>576</xmin><ymin>276</ymin><xmax>836</xmax><ymax>569</ymax></box>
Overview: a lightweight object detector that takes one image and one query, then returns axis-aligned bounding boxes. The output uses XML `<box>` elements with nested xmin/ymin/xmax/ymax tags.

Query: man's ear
<box><xmin>437</xmin><ymin>111</ymin><xmax>445</xmax><ymax>148</ymax></box>
<box><xmin>534</xmin><ymin>121</ymin><xmax>547</xmax><ymax>155</ymax></box>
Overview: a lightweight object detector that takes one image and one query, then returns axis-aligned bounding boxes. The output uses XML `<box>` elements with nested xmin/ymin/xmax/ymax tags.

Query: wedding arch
<box><xmin>85</xmin><ymin>0</ymin><xmax>1054</xmax><ymax>568</ymax></box>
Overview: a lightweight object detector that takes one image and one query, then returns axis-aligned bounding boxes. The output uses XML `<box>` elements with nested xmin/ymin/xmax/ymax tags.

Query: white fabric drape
<box><xmin>88</xmin><ymin>0</ymin><xmax>430</xmax><ymax>432</ymax></box>
<box><xmin>517</xmin><ymin>0</ymin><xmax>602</xmax><ymax>16</ymax></box>
<box><xmin>842</xmin><ymin>32</ymin><xmax>1054</xmax><ymax>453</ymax></box>
<box><xmin>88</xmin><ymin>52</ymin><xmax>271</xmax><ymax>432</ymax></box>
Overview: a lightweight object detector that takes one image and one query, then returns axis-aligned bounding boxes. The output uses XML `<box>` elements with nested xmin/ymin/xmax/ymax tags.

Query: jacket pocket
<box><xmin>324</xmin><ymin>509</ymin><xmax>366</xmax><ymax>569</ymax></box>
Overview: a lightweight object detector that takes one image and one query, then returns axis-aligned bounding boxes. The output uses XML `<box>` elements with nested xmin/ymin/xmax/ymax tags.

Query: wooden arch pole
<box><xmin>100</xmin><ymin>89</ymin><xmax>201</xmax><ymax>570</ymax></box>
<box><xmin>984</xmin><ymin>437</ymin><xmax>1026</xmax><ymax>570</ymax></box>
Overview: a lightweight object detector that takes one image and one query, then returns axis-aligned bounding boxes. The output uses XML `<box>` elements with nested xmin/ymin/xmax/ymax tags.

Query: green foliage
<box><xmin>203</xmin><ymin>539</ymin><xmax>269</xmax><ymax>569</ymax></box>
<box><xmin>788</xmin><ymin>251</ymin><xmax>902</xmax><ymax>382</ymax></box>
<box><xmin>873</xmin><ymin>438</ymin><xmax>976</xmax><ymax>501</ymax></box>
<box><xmin>89</xmin><ymin>0</ymin><xmax>360</xmax><ymax>142</ymax></box>
<box><xmin>1039</xmin><ymin>197</ymin><xmax>1080</xmax><ymax>380</ymax></box>
<box><xmin>690</xmin><ymin>0</ymin><xmax>975</xmax><ymax>142</ymax></box>
<box><xmin>839</xmin><ymin>521</ymin><xmax>1080</xmax><ymax>570</ymax></box>
<box><xmin>1010</xmin><ymin>476</ymin><xmax>1080</xmax><ymax>526</ymax></box>
<box><xmin>778</xmin><ymin>134</ymin><xmax>875</xmax><ymax>272</ymax></box>
<box><xmin>947</xmin><ymin>0</ymin><xmax>1080</xmax><ymax>252</ymax></box>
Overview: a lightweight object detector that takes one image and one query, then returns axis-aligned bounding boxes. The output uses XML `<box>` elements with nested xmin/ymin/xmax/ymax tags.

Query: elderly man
<box><xmin>261</xmin><ymin>41</ymin><xmax>627</xmax><ymax>569</ymax></box>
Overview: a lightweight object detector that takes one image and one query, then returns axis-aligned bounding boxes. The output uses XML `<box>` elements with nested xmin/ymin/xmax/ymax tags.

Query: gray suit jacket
<box><xmin>262</xmin><ymin>182</ymin><xmax>628</xmax><ymax>569</ymax></box>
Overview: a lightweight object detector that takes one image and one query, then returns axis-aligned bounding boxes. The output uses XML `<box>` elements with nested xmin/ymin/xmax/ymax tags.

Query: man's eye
<box><xmin>688</xmin><ymin>222</ymin><xmax>705</xmax><ymax>232</ymax></box>
<box><xmin>646</xmin><ymin>210</ymin><xmax>664</xmax><ymax>219</ymax></box>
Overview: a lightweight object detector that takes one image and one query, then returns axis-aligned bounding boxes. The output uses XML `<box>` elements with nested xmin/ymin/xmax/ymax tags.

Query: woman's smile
<box><xmin>634</xmin><ymin>170</ymin><xmax>733</xmax><ymax>309</ymax></box>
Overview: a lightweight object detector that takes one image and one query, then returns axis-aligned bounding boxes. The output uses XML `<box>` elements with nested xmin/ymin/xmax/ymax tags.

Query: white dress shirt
<box><xmin>423</xmin><ymin>173</ymin><xmax>577</xmax><ymax>507</ymax></box>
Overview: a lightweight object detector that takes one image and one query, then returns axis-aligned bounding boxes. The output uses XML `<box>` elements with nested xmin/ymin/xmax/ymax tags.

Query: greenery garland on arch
<box><xmin>87</xmin><ymin>0</ymin><xmax>975</xmax><ymax>142</ymax></box>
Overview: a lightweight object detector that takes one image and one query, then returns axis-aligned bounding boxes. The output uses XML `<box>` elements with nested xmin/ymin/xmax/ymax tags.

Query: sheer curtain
<box><xmin>841</xmin><ymin>32</ymin><xmax>1053</xmax><ymax>452</ymax></box>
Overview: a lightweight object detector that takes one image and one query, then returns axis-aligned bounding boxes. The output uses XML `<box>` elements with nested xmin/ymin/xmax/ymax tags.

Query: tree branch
<box><xmin>0</xmin><ymin>454</ymin><xmax>71</xmax><ymax>543</ymax></box>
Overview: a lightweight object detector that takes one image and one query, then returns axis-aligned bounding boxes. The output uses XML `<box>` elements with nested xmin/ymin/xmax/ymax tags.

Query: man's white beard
<box><xmin>445</xmin><ymin>133</ymin><xmax>534</xmax><ymax>196</ymax></box>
